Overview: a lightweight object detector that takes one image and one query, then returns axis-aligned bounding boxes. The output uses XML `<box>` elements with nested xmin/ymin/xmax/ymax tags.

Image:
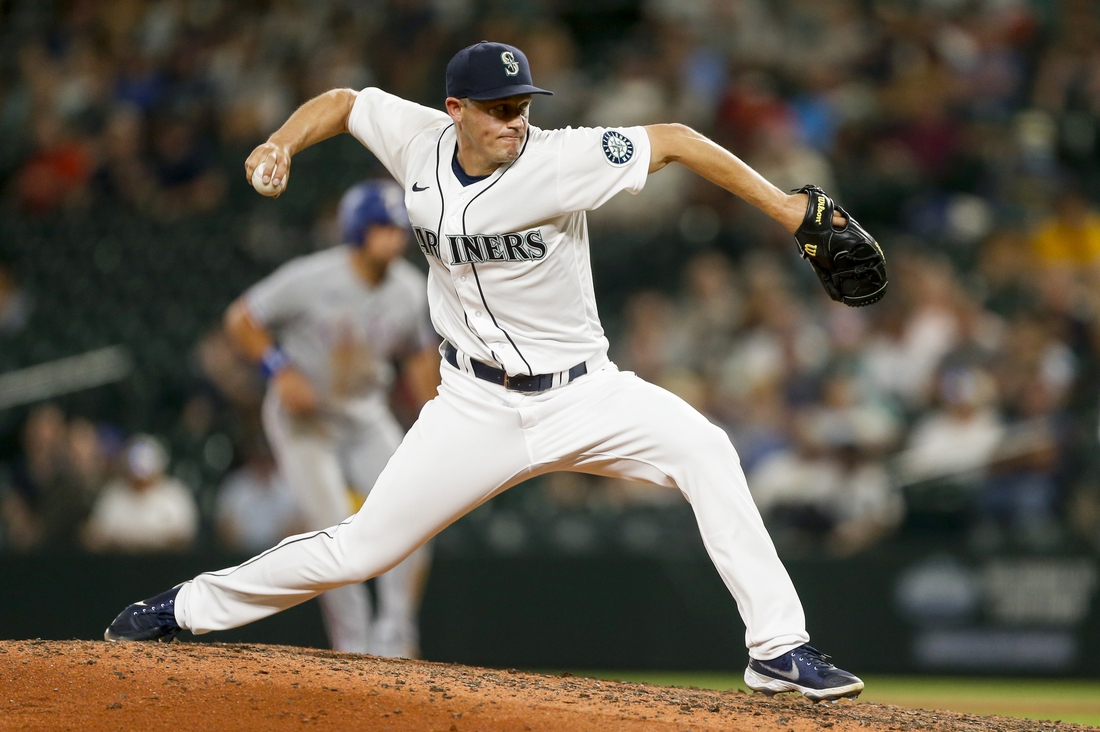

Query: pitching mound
<box><xmin>0</xmin><ymin>640</ymin><xmax>1087</xmax><ymax>731</ymax></box>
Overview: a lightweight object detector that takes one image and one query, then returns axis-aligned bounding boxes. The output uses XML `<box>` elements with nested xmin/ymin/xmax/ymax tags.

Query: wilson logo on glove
<box><xmin>793</xmin><ymin>184</ymin><xmax>888</xmax><ymax>307</ymax></box>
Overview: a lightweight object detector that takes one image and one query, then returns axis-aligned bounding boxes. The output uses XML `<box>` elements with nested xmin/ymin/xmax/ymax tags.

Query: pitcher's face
<box><xmin>449</xmin><ymin>95</ymin><xmax>532</xmax><ymax>166</ymax></box>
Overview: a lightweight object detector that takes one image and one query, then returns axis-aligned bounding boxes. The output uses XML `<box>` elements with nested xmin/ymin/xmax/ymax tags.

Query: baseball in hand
<box><xmin>251</xmin><ymin>161</ymin><xmax>288</xmax><ymax>196</ymax></box>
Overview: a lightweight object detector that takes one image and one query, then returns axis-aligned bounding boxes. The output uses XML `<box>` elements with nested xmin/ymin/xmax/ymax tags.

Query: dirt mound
<box><xmin>0</xmin><ymin>640</ymin><xmax>1088</xmax><ymax>731</ymax></box>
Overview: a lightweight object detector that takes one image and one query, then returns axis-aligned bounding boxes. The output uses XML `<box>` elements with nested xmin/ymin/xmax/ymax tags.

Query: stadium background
<box><xmin>1</xmin><ymin>0</ymin><xmax>1099</xmax><ymax>686</ymax></box>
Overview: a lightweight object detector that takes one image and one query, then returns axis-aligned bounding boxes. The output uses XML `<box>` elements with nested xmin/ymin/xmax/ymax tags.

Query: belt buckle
<box><xmin>503</xmin><ymin>372</ymin><xmax>539</xmax><ymax>393</ymax></box>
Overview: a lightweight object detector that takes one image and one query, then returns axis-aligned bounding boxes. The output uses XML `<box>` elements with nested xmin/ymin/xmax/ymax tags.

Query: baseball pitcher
<box><xmin>108</xmin><ymin>41</ymin><xmax>886</xmax><ymax>699</ymax></box>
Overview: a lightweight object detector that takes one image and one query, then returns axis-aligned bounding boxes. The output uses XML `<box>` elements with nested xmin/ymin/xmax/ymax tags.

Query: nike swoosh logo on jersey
<box><xmin>768</xmin><ymin>663</ymin><xmax>799</xmax><ymax>681</ymax></box>
<box><xmin>412</xmin><ymin>182</ymin><xmax>430</xmax><ymax>192</ymax></box>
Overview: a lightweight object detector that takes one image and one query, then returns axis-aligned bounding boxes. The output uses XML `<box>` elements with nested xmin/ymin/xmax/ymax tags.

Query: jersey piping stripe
<box><xmin>432</xmin><ymin>125</ymin><xmax>448</xmax><ymax>254</ymax></box>
<box><xmin>469</xmin><ymin>264</ymin><xmax>532</xmax><ymax>374</ymax></box>
<box><xmin>434</xmin><ymin>123</ymin><xmax>501</xmax><ymax>365</ymax></box>
<box><xmin>189</xmin><ymin>515</ymin><xmax>357</xmax><ymax>580</ymax></box>
<box><xmin>461</xmin><ymin>132</ymin><xmax>535</xmax><ymax>376</ymax></box>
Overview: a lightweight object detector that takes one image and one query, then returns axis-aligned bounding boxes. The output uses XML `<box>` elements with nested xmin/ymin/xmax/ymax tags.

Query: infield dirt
<box><xmin>0</xmin><ymin>640</ymin><xmax>1092</xmax><ymax>731</ymax></box>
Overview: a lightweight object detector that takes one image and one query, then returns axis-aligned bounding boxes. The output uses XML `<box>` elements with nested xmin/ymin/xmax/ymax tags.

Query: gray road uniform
<box><xmin>245</xmin><ymin>246</ymin><xmax>436</xmax><ymax>656</ymax></box>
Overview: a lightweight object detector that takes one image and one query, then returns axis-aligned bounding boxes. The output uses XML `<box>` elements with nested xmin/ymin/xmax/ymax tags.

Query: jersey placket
<box><xmin>445</xmin><ymin>181</ymin><xmax>520</xmax><ymax>373</ymax></box>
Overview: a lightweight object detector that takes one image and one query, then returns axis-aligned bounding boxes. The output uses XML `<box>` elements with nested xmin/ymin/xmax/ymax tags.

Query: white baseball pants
<box><xmin>262</xmin><ymin>392</ymin><xmax>430</xmax><ymax>656</ymax></box>
<box><xmin>178</xmin><ymin>361</ymin><xmax>809</xmax><ymax>660</ymax></box>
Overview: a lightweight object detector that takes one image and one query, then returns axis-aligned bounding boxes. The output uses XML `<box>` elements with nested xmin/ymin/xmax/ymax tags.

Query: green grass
<box><xmin>573</xmin><ymin>672</ymin><xmax>1100</xmax><ymax>728</ymax></box>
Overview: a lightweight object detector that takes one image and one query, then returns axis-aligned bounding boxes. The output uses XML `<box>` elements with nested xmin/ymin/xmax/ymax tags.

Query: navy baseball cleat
<box><xmin>104</xmin><ymin>586</ymin><xmax>182</xmax><ymax>642</ymax></box>
<box><xmin>744</xmin><ymin>644</ymin><xmax>864</xmax><ymax>701</ymax></box>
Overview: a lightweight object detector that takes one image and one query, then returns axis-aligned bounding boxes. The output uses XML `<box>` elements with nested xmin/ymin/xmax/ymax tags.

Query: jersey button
<box><xmin>461</xmin><ymin>276</ymin><xmax>467</xmax><ymax>282</ymax></box>
<box><xmin>475</xmin><ymin>311</ymin><xmax>483</xmax><ymax>318</ymax></box>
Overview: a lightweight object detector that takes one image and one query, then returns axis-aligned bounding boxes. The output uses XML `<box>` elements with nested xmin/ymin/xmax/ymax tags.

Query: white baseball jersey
<box><xmin>347</xmin><ymin>87</ymin><xmax>651</xmax><ymax>376</ymax></box>
<box><xmin>245</xmin><ymin>246</ymin><xmax>436</xmax><ymax>417</ymax></box>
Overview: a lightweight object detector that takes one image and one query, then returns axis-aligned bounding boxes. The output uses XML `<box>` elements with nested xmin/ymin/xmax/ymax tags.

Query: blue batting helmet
<box><xmin>337</xmin><ymin>180</ymin><xmax>409</xmax><ymax>246</ymax></box>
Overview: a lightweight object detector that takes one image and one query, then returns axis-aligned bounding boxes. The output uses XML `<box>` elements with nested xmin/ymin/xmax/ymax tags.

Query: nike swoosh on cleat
<box><xmin>134</xmin><ymin>601</ymin><xmax>147</xmax><ymax>606</ymax></box>
<box><xmin>768</xmin><ymin>664</ymin><xmax>799</xmax><ymax>681</ymax></box>
<box><xmin>412</xmin><ymin>183</ymin><xmax>430</xmax><ymax>192</ymax></box>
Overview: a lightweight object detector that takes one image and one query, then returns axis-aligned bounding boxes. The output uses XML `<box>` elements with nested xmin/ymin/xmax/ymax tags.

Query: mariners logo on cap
<box><xmin>501</xmin><ymin>51</ymin><xmax>520</xmax><ymax>77</ymax></box>
<box><xmin>602</xmin><ymin>130</ymin><xmax>634</xmax><ymax>166</ymax></box>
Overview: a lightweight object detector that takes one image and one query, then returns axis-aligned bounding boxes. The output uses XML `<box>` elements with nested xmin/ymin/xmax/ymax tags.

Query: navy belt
<box><xmin>444</xmin><ymin>342</ymin><xmax>587</xmax><ymax>393</ymax></box>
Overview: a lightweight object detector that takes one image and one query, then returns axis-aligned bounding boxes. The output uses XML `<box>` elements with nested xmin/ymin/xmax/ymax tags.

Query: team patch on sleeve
<box><xmin>601</xmin><ymin>130</ymin><xmax>635</xmax><ymax>167</ymax></box>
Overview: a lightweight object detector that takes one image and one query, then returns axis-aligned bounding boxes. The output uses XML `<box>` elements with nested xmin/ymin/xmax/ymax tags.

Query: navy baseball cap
<box><xmin>445</xmin><ymin>41</ymin><xmax>553</xmax><ymax>101</ymax></box>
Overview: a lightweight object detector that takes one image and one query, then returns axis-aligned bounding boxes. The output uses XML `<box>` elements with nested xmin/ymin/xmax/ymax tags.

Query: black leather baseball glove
<box><xmin>792</xmin><ymin>185</ymin><xmax>887</xmax><ymax>307</ymax></box>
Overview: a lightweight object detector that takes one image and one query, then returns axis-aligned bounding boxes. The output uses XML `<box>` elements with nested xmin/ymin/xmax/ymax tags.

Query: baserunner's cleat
<box><xmin>104</xmin><ymin>586</ymin><xmax>182</xmax><ymax>642</ymax></box>
<box><xmin>744</xmin><ymin>644</ymin><xmax>864</xmax><ymax>702</ymax></box>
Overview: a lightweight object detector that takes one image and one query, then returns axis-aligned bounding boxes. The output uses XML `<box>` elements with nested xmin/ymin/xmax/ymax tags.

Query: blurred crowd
<box><xmin>0</xmin><ymin>399</ymin><xmax>302</xmax><ymax>553</ymax></box>
<box><xmin>2</xmin><ymin>0</ymin><xmax>1100</xmax><ymax>557</ymax></box>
